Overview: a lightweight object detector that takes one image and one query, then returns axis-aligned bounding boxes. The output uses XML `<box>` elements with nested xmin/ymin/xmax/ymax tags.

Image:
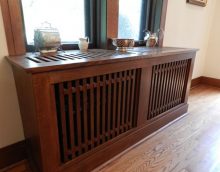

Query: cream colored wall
<box><xmin>163</xmin><ymin>0</ymin><xmax>217</xmax><ymax>79</ymax></box>
<box><xmin>204</xmin><ymin>1</ymin><xmax>220</xmax><ymax>79</ymax></box>
<box><xmin>0</xmin><ymin>6</ymin><xmax>24</xmax><ymax>148</ymax></box>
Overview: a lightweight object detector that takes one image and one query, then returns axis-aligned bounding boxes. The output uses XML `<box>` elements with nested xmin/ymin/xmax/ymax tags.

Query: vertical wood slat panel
<box><xmin>154</xmin><ymin>64</ymin><xmax>163</xmax><ymax>117</ymax></box>
<box><xmin>107</xmin><ymin>74</ymin><xmax>112</xmax><ymax>139</ymax></box>
<box><xmin>179</xmin><ymin>61</ymin><xmax>187</xmax><ymax>102</ymax></box>
<box><xmin>167</xmin><ymin>62</ymin><xmax>175</xmax><ymax>110</ymax></box>
<box><xmin>159</xmin><ymin>64</ymin><xmax>167</xmax><ymax>114</ymax></box>
<box><xmin>173</xmin><ymin>61</ymin><xmax>180</xmax><ymax>105</ymax></box>
<box><xmin>96</xmin><ymin>76</ymin><xmax>101</xmax><ymax>145</ymax></box>
<box><xmin>54</xmin><ymin>68</ymin><xmax>141</xmax><ymax>163</ymax></box>
<box><xmin>151</xmin><ymin>65</ymin><xmax>159</xmax><ymax>119</ymax></box>
<box><xmin>117</xmin><ymin>72</ymin><xmax>122</xmax><ymax>135</ymax></box>
<box><xmin>167</xmin><ymin>61</ymin><xmax>175</xmax><ymax>110</ymax></box>
<box><xmin>177</xmin><ymin>61</ymin><xmax>185</xmax><ymax>103</ymax></box>
<box><xmin>125</xmin><ymin>70</ymin><xmax>132</xmax><ymax>130</ymax></box>
<box><xmin>148</xmin><ymin>66</ymin><xmax>155</xmax><ymax>120</ymax></box>
<box><xmin>174</xmin><ymin>61</ymin><xmax>182</xmax><ymax>105</ymax></box>
<box><xmin>170</xmin><ymin>61</ymin><xmax>178</xmax><ymax>108</ymax></box>
<box><xmin>180</xmin><ymin>61</ymin><xmax>187</xmax><ymax>101</ymax></box>
<box><xmin>160</xmin><ymin>63</ymin><xmax>168</xmax><ymax>114</ymax></box>
<box><xmin>58</xmin><ymin>83</ymin><xmax>68</xmax><ymax>162</ymax></box>
<box><xmin>82</xmin><ymin>79</ymin><xmax>88</xmax><ymax>151</ymax></box>
<box><xmin>148</xmin><ymin>60</ymin><xmax>191</xmax><ymax>120</ymax></box>
<box><xmin>129</xmin><ymin>70</ymin><xmax>136</xmax><ymax>128</ymax></box>
<box><xmin>175</xmin><ymin>61</ymin><xmax>184</xmax><ymax>104</ymax></box>
<box><xmin>165</xmin><ymin>63</ymin><xmax>172</xmax><ymax>111</ymax></box>
<box><xmin>112</xmin><ymin>73</ymin><xmax>117</xmax><ymax>137</ymax></box>
<box><xmin>75</xmin><ymin>80</ymin><xmax>82</xmax><ymax>154</ymax></box>
<box><xmin>157</xmin><ymin>64</ymin><xmax>164</xmax><ymax>115</ymax></box>
<box><xmin>102</xmin><ymin>75</ymin><xmax>107</xmax><ymax>143</ymax></box>
<box><xmin>162</xmin><ymin>63</ymin><xmax>170</xmax><ymax>112</ymax></box>
<box><xmin>67</xmin><ymin>82</ymin><xmax>75</xmax><ymax>158</ymax></box>
<box><xmin>121</xmin><ymin>71</ymin><xmax>127</xmax><ymax>133</ymax></box>
<box><xmin>90</xmin><ymin>78</ymin><xmax>95</xmax><ymax>149</ymax></box>
<box><xmin>134</xmin><ymin>69</ymin><xmax>142</xmax><ymax>126</ymax></box>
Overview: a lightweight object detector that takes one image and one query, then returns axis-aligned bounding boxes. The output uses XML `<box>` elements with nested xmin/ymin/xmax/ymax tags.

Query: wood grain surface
<box><xmin>1</xmin><ymin>160</ymin><xmax>30</xmax><ymax>172</ymax></box>
<box><xmin>6</xmin><ymin>47</ymin><xmax>197</xmax><ymax>73</ymax></box>
<box><xmin>9</xmin><ymin>48</ymin><xmax>196</xmax><ymax>172</ymax></box>
<box><xmin>3</xmin><ymin>84</ymin><xmax>220</xmax><ymax>172</ymax></box>
<box><xmin>93</xmin><ymin>84</ymin><xmax>220</xmax><ymax>172</ymax></box>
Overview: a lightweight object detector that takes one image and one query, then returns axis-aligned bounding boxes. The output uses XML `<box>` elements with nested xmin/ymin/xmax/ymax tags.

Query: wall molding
<box><xmin>191</xmin><ymin>76</ymin><xmax>220</xmax><ymax>88</ymax></box>
<box><xmin>0</xmin><ymin>140</ymin><xmax>27</xmax><ymax>170</ymax></box>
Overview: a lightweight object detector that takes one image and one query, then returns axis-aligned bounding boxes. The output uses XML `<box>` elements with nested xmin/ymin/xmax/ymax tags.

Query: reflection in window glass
<box><xmin>21</xmin><ymin>0</ymin><xmax>85</xmax><ymax>44</ymax></box>
<box><xmin>118</xmin><ymin>0</ymin><xmax>142</xmax><ymax>40</ymax></box>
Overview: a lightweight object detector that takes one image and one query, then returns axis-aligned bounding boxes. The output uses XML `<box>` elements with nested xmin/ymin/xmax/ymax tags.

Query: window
<box><xmin>21</xmin><ymin>0</ymin><xmax>95</xmax><ymax>50</ymax></box>
<box><xmin>1</xmin><ymin>0</ymin><xmax>167</xmax><ymax>55</ymax></box>
<box><xmin>21</xmin><ymin>0</ymin><xmax>85</xmax><ymax>44</ymax></box>
<box><xmin>118</xmin><ymin>0</ymin><xmax>164</xmax><ymax>41</ymax></box>
<box><xmin>118</xmin><ymin>0</ymin><xmax>142</xmax><ymax>40</ymax></box>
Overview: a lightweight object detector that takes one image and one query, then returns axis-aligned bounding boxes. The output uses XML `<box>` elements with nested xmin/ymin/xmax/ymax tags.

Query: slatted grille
<box><xmin>54</xmin><ymin>69</ymin><xmax>141</xmax><ymax>163</ymax></box>
<box><xmin>147</xmin><ymin>59</ymin><xmax>191</xmax><ymax>120</ymax></box>
<box><xmin>26</xmin><ymin>51</ymin><xmax>131</xmax><ymax>63</ymax></box>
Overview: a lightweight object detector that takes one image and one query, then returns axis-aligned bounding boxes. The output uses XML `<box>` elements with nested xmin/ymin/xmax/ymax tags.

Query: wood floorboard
<box><xmin>93</xmin><ymin>84</ymin><xmax>220</xmax><ymax>172</ymax></box>
<box><xmin>3</xmin><ymin>84</ymin><xmax>220</xmax><ymax>172</ymax></box>
<box><xmin>1</xmin><ymin>160</ymin><xmax>30</xmax><ymax>172</ymax></box>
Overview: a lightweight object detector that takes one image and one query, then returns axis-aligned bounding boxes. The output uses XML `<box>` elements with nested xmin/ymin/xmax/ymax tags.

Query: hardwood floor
<box><xmin>2</xmin><ymin>84</ymin><xmax>220</xmax><ymax>172</ymax></box>
<box><xmin>94</xmin><ymin>84</ymin><xmax>220</xmax><ymax>172</ymax></box>
<box><xmin>1</xmin><ymin>160</ymin><xmax>30</xmax><ymax>172</ymax></box>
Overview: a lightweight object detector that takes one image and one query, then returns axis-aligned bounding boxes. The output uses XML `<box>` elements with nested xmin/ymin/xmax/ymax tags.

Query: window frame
<box><xmin>21</xmin><ymin>0</ymin><xmax>98</xmax><ymax>52</ymax></box>
<box><xmin>106</xmin><ymin>0</ymin><xmax>168</xmax><ymax>49</ymax></box>
<box><xmin>0</xmin><ymin>0</ymin><xmax>168</xmax><ymax>56</ymax></box>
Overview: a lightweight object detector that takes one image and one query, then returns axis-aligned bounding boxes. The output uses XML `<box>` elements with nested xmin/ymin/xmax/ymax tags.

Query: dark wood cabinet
<box><xmin>7</xmin><ymin>47</ymin><xmax>197</xmax><ymax>172</ymax></box>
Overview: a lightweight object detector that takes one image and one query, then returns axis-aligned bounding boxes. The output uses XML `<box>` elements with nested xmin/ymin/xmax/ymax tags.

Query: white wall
<box><xmin>163</xmin><ymin>0</ymin><xmax>217</xmax><ymax>79</ymax></box>
<box><xmin>0</xmin><ymin>6</ymin><xmax>24</xmax><ymax>148</ymax></box>
<box><xmin>204</xmin><ymin>1</ymin><xmax>220</xmax><ymax>79</ymax></box>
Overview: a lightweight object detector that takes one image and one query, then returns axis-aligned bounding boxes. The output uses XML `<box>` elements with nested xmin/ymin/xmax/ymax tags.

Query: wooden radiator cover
<box><xmin>54</xmin><ymin>69</ymin><xmax>141</xmax><ymax>162</ymax></box>
<box><xmin>148</xmin><ymin>59</ymin><xmax>191</xmax><ymax>120</ymax></box>
<box><xmin>6</xmin><ymin>47</ymin><xmax>197</xmax><ymax>172</ymax></box>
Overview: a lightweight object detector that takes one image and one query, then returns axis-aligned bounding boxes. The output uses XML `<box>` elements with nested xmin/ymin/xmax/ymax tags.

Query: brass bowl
<box><xmin>112</xmin><ymin>38</ymin><xmax>135</xmax><ymax>52</ymax></box>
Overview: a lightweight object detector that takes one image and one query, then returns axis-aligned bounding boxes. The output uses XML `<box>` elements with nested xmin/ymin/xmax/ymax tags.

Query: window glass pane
<box><xmin>21</xmin><ymin>0</ymin><xmax>85</xmax><ymax>45</ymax></box>
<box><xmin>118</xmin><ymin>0</ymin><xmax>142</xmax><ymax>40</ymax></box>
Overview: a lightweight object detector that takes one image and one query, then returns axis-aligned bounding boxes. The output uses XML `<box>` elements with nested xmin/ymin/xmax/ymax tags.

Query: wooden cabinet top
<box><xmin>6</xmin><ymin>47</ymin><xmax>197</xmax><ymax>73</ymax></box>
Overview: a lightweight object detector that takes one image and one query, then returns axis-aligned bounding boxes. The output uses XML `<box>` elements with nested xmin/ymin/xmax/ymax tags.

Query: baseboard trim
<box><xmin>201</xmin><ymin>76</ymin><xmax>220</xmax><ymax>88</ymax></box>
<box><xmin>191</xmin><ymin>76</ymin><xmax>220</xmax><ymax>88</ymax></box>
<box><xmin>191</xmin><ymin>77</ymin><xmax>203</xmax><ymax>88</ymax></box>
<box><xmin>0</xmin><ymin>140</ymin><xmax>27</xmax><ymax>170</ymax></box>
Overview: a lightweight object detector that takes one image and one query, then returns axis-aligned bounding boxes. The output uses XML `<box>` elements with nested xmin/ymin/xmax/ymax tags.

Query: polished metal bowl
<box><xmin>112</xmin><ymin>38</ymin><xmax>135</xmax><ymax>52</ymax></box>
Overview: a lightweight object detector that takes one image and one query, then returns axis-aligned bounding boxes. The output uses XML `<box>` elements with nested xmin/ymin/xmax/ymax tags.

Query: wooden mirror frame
<box><xmin>0</xmin><ymin>0</ymin><xmax>168</xmax><ymax>56</ymax></box>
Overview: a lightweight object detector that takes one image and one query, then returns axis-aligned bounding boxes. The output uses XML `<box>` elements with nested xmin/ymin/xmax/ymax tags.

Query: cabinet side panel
<box><xmin>32</xmin><ymin>73</ymin><xmax>60</xmax><ymax>172</ymax></box>
<box><xmin>184</xmin><ymin>55</ymin><xmax>196</xmax><ymax>103</ymax></box>
<box><xmin>12</xmin><ymin>66</ymin><xmax>43</xmax><ymax>172</ymax></box>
